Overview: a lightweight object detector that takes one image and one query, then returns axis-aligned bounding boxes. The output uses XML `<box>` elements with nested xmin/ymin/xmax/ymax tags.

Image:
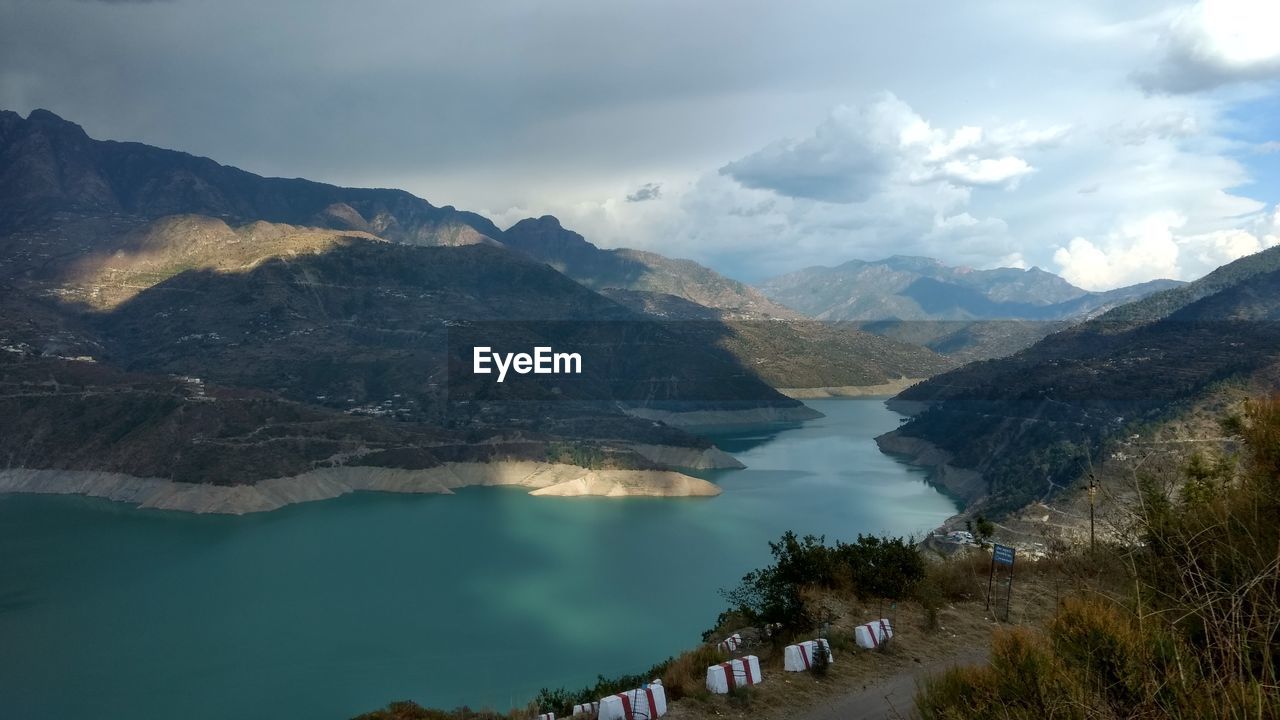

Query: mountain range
<box><xmin>761</xmin><ymin>256</ymin><xmax>1184</xmax><ymax>359</ymax></box>
<box><xmin>0</xmin><ymin>109</ymin><xmax>829</xmax><ymax>496</ymax></box>
<box><xmin>3</xmin><ymin>107</ymin><xmax>1263</xmax><ymax>519</ymax></box>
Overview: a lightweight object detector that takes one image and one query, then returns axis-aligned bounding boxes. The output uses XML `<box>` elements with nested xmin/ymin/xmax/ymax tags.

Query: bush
<box><xmin>718</xmin><ymin>531</ymin><xmax>925</xmax><ymax>634</ymax></box>
<box><xmin>916</xmin><ymin>628</ymin><xmax>1090</xmax><ymax>720</ymax></box>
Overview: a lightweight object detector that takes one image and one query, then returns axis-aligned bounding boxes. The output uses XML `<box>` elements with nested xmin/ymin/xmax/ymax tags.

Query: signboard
<box><xmin>993</xmin><ymin>543</ymin><xmax>1016</xmax><ymax>566</ymax></box>
<box><xmin>987</xmin><ymin>543</ymin><xmax>1017</xmax><ymax>620</ymax></box>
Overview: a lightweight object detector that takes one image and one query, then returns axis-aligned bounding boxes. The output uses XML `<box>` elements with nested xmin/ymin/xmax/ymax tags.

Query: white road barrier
<box><xmin>783</xmin><ymin>638</ymin><xmax>833</xmax><ymax>671</ymax></box>
<box><xmin>854</xmin><ymin>618</ymin><xmax>893</xmax><ymax>649</ymax></box>
<box><xmin>717</xmin><ymin>633</ymin><xmax>742</xmax><ymax>652</ymax></box>
<box><xmin>705</xmin><ymin>654</ymin><xmax>762</xmax><ymax>693</ymax></box>
<box><xmin>598</xmin><ymin>682</ymin><xmax>666</xmax><ymax>720</ymax></box>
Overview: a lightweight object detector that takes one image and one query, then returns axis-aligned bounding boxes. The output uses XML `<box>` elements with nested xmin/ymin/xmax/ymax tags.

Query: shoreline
<box><xmin>0</xmin><ymin>462</ymin><xmax>721</xmax><ymax>515</ymax></box>
<box><xmin>625</xmin><ymin>403</ymin><xmax>823</xmax><ymax>428</ymax></box>
<box><xmin>874</xmin><ymin>429</ymin><xmax>985</xmax><ymax>528</ymax></box>
<box><xmin>777</xmin><ymin>378</ymin><xmax>927</xmax><ymax>399</ymax></box>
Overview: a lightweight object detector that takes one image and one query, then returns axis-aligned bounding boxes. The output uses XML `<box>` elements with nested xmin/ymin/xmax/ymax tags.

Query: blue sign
<box><xmin>993</xmin><ymin>544</ymin><xmax>1016</xmax><ymax>566</ymax></box>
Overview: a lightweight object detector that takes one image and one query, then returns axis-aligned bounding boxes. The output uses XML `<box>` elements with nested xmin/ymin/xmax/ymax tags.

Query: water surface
<box><xmin>0</xmin><ymin>398</ymin><xmax>955</xmax><ymax>720</ymax></box>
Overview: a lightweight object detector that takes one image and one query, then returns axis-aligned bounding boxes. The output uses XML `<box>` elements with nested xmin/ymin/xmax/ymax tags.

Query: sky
<box><xmin>1</xmin><ymin>0</ymin><xmax>1278</xmax><ymax>289</ymax></box>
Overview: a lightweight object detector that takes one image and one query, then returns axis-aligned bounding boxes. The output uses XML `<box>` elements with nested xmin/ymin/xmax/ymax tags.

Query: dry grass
<box><xmin>664</xmin><ymin>573</ymin><xmax>1063</xmax><ymax>720</ymax></box>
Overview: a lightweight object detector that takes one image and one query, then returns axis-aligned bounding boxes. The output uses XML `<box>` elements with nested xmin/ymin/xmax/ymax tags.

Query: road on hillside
<box><xmin>796</xmin><ymin>651</ymin><xmax>988</xmax><ymax>720</ymax></box>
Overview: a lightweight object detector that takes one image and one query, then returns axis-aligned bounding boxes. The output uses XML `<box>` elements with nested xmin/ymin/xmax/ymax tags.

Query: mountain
<box><xmin>502</xmin><ymin>216</ymin><xmax>953</xmax><ymax>387</ymax></box>
<box><xmin>0</xmin><ymin>109</ymin><xmax>838</xmax><ymax>503</ymax></box>
<box><xmin>878</xmin><ymin>246</ymin><xmax>1280</xmax><ymax>516</ymax></box>
<box><xmin>501</xmin><ymin>216</ymin><xmax>802</xmax><ymax>319</ymax></box>
<box><xmin>760</xmin><ymin>256</ymin><xmax>1183</xmax><ymax>360</ymax></box>
<box><xmin>0</xmin><ymin>108</ymin><xmax>501</xmax><ymax>245</ymax></box>
<box><xmin>599</xmin><ymin>289</ymin><xmax>952</xmax><ymax>390</ymax></box>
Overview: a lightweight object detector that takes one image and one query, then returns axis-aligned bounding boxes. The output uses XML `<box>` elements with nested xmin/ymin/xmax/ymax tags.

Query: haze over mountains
<box><xmin>762</xmin><ymin>256</ymin><xmax>1184</xmax><ymax>359</ymax></box>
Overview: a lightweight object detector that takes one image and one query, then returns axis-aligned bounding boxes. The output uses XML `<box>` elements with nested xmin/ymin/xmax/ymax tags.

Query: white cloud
<box><xmin>930</xmin><ymin>156</ymin><xmax>1033</xmax><ymax>187</ymax></box>
<box><xmin>1136</xmin><ymin>0</ymin><xmax>1280</xmax><ymax>93</ymax></box>
<box><xmin>718</xmin><ymin>95</ymin><xmax>1051</xmax><ymax>203</ymax></box>
<box><xmin>1053</xmin><ymin>206</ymin><xmax>1280</xmax><ymax>290</ymax></box>
<box><xmin>1185</xmin><ymin>205</ymin><xmax>1280</xmax><ymax>268</ymax></box>
<box><xmin>1054</xmin><ymin>212</ymin><xmax>1186</xmax><ymax>289</ymax></box>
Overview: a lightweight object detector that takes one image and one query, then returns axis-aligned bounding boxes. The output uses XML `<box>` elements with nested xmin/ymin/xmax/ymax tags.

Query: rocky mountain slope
<box><xmin>600</xmin><ymin>289</ymin><xmax>953</xmax><ymax>389</ymax></box>
<box><xmin>502</xmin><ymin>215</ymin><xmax>801</xmax><ymax>319</ymax></box>
<box><xmin>0</xmin><ymin>108</ymin><xmax>501</xmax><ymax>245</ymax></box>
<box><xmin>879</xmin><ymin>246</ymin><xmax>1280</xmax><ymax>515</ymax></box>
<box><xmin>503</xmin><ymin>217</ymin><xmax>953</xmax><ymax>386</ymax></box>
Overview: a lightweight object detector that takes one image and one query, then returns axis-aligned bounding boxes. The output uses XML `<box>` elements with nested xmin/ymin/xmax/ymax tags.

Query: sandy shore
<box><xmin>0</xmin><ymin>461</ymin><xmax>721</xmax><ymax>515</ymax></box>
<box><xmin>777</xmin><ymin>378</ymin><xmax>927</xmax><ymax>399</ymax></box>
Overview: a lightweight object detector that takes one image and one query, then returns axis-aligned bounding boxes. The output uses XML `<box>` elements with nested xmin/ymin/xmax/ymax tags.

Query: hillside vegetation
<box><xmin>885</xmin><ymin>247</ymin><xmax>1280</xmax><ymax>515</ymax></box>
<box><xmin>918</xmin><ymin>395</ymin><xmax>1280</xmax><ymax>719</ymax></box>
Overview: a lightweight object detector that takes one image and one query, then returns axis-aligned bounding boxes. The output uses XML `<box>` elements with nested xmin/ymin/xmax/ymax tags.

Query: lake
<box><xmin>0</xmin><ymin>398</ymin><xmax>956</xmax><ymax>720</ymax></box>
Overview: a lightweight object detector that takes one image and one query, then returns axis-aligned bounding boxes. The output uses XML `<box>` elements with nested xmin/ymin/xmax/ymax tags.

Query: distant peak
<box><xmin>27</xmin><ymin>108</ymin><xmax>69</xmax><ymax>124</ymax></box>
<box><xmin>505</xmin><ymin>215</ymin><xmax>566</xmax><ymax>232</ymax></box>
<box><xmin>24</xmin><ymin>108</ymin><xmax>87</xmax><ymax>136</ymax></box>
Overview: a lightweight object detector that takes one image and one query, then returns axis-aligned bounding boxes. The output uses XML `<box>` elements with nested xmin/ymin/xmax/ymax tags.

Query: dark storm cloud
<box><xmin>1133</xmin><ymin>3</ymin><xmax>1280</xmax><ymax>94</ymax></box>
<box><xmin>0</xmin><ymin>0</ymin><xmax>866</xmax><ymax>191</ymax></box>
<box><xmin>625</xmin><ymin>183</ymin><xmax>662</xmax><ymax>202</ymax></box>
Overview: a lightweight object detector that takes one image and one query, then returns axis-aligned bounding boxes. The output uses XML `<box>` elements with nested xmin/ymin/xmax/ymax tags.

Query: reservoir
<box><xmin>0</xmin><ymin>398</ymin><xmax>956</xmax><ymax>720</ymax></box>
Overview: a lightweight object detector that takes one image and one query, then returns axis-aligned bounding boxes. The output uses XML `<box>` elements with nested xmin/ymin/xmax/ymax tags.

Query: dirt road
<box><xmin>796</xmin><ymin>651</ymin><xmax>988</xmax><ymax>720</ymax></box>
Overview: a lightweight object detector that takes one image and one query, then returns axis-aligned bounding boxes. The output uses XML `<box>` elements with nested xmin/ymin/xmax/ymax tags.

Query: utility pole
<box><xmin>1087</xmin><ymin>473</ymin><xmax>1097</xmax><ymax>553</ymax></box>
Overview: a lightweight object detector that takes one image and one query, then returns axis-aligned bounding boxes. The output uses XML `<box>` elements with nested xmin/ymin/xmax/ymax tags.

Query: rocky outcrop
<box><xmin>622</xmin><ymin>443</ymin><xmax>744</xmax><ymax>470</ymax></box>
<box><xmin>0</xmin><ymin>462</ymin><xmax>721</xmax><ymax>515</ymax></box>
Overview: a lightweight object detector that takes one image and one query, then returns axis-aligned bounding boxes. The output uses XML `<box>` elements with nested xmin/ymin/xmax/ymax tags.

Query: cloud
<box><xmin>1053</xmin><ymin>212</ymin><xmax>1186</xmax><ymax>289</ymax></box>
<box><xmin>2</xmin><ymin>0</ymin><xmax>1275</xmax><ymax>288</ymax></box>
<box><xmin>1053</xmin><ymin>206</ymin><xmax>1280</xmax><ymax>290</ymax></box>
<box><xmin>718</xmin><ymin>95</ymin><xmax>1054</xmax><ymax>204</ymax></box>
<box><xmin>625</xmin><ymin>183</ymin><xmax>662</xmax><ymax>202</ymax></box>
<box><xmin>1136</xmin><ymin>0</ymin><xmax>1280</xmax><ymax>94</ymax></box>
<box><xmin>1108</xmin><ymin>113</ymin><xmax>1201</xmax><ymax>145</ymax></box>
<box><xmin>717</xmin><ymin>99</ymin><xmax>907</xmax><ymax>203</ymax></box>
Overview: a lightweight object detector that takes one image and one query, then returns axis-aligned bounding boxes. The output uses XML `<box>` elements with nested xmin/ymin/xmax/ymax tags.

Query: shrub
<box><xmin>916</xmin><ymin>394</ymin><xmax>1280</xmax><ymax>720</ymax></box>
<box><xmin>916</xmin><ymin>628</ymin><xmax>1089</xmax><ymax>720</ymax></box>
<box><xmin>808</xmin><ymin>641</ymin><xmax>831</xmax><ymax>678</ymax></box>
<box><xmin>718</xmin><ymin>531</ymin><xmax>925</xmax><ymax>634</ymax></box>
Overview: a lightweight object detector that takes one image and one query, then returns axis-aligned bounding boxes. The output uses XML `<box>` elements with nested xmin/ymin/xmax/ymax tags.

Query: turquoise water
<box><xmin>0</xmin><ymin>399</ymin><xmax>955</xmax><ymax>720</ymax></box>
